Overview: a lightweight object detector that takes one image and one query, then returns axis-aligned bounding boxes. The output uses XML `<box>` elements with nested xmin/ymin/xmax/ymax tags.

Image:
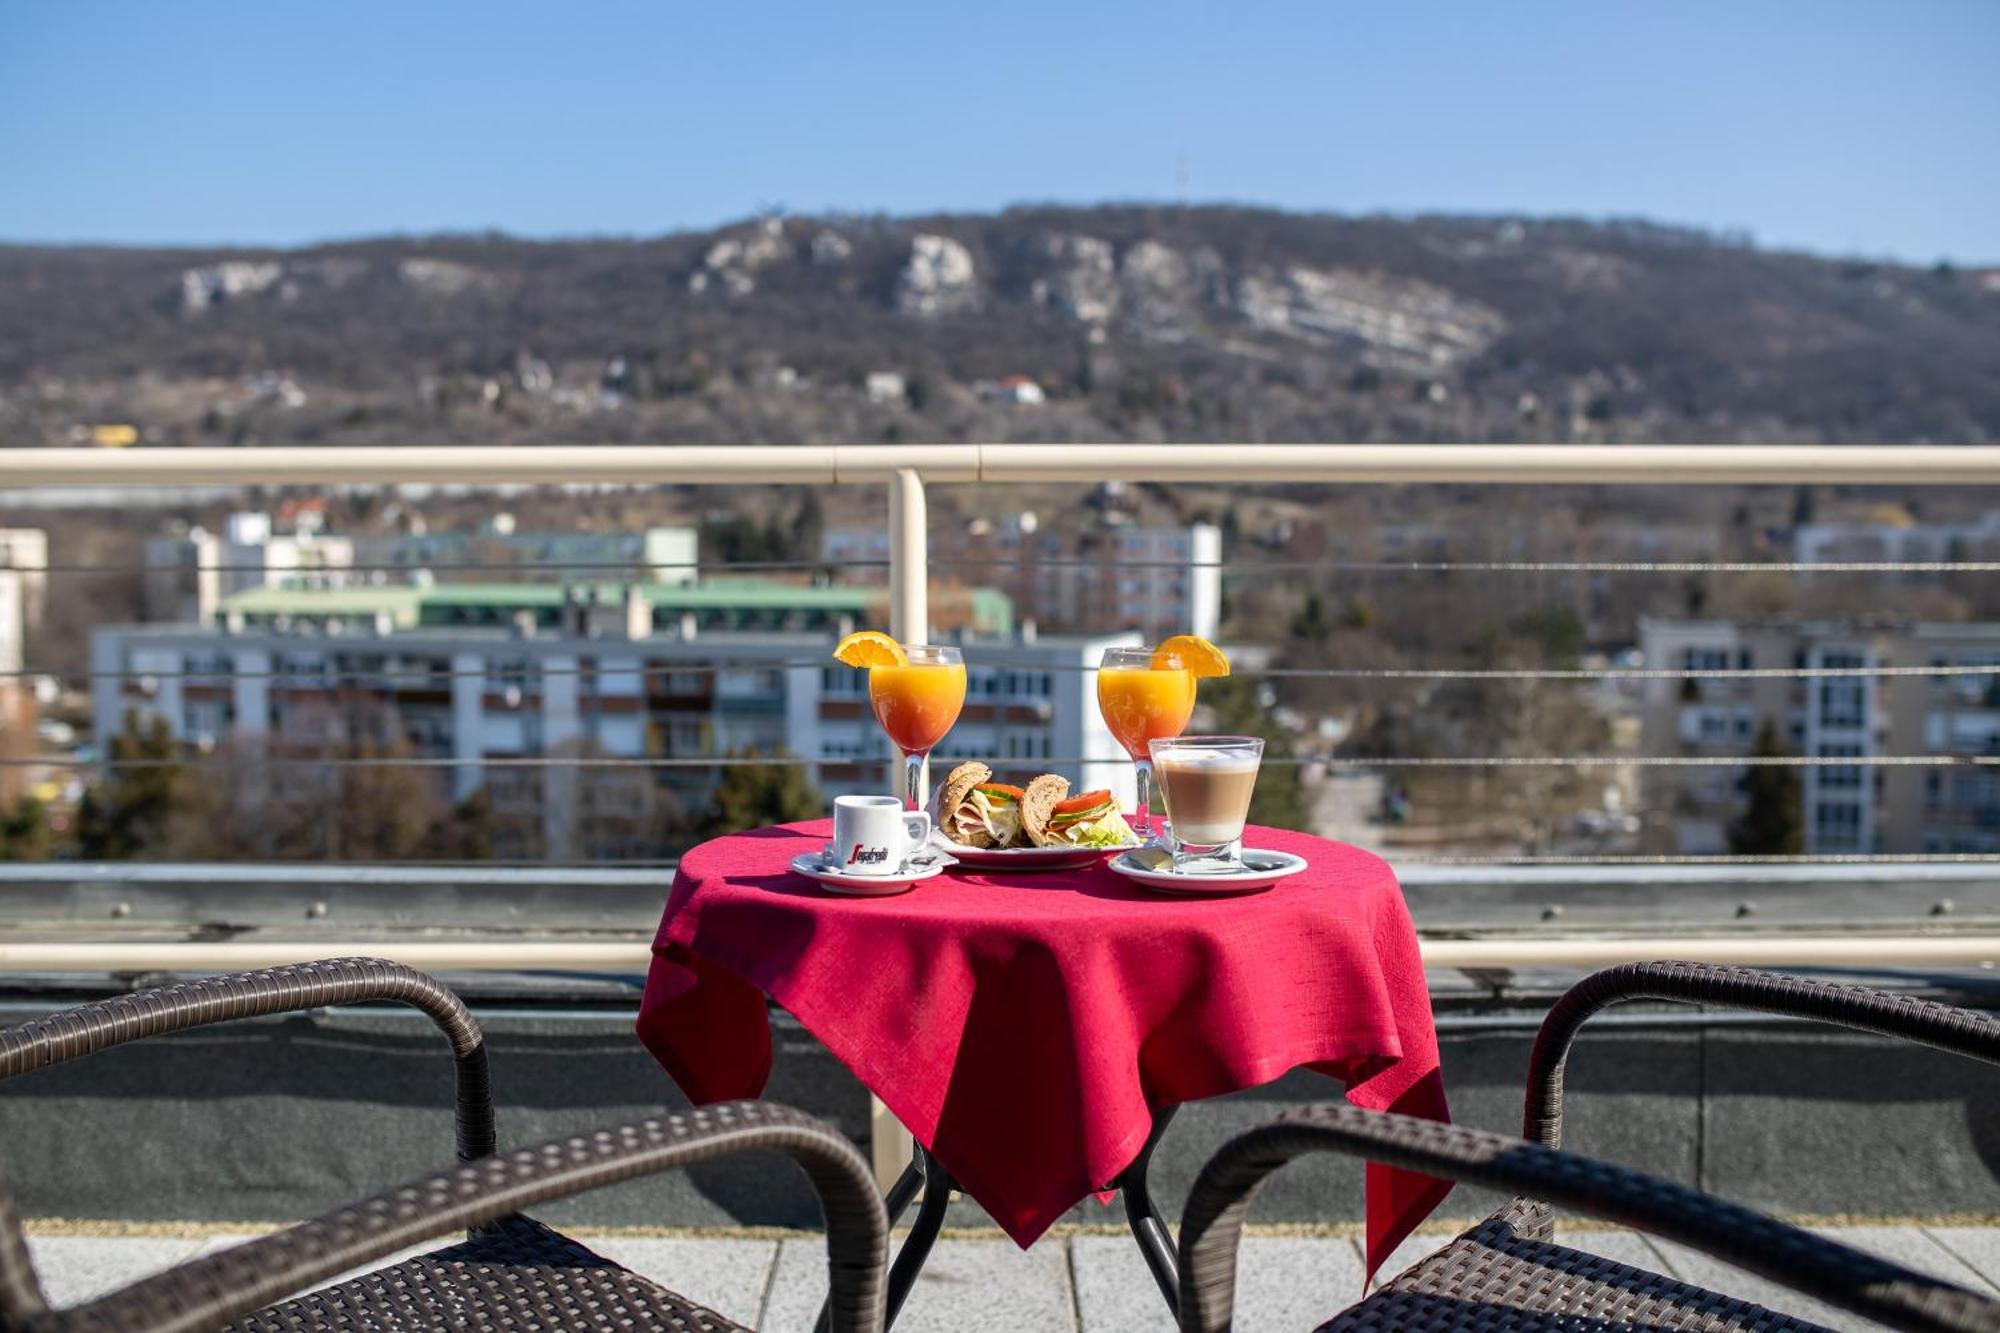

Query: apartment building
<box><xmin>0</xmin><ymin>530</ymin><xmax>47</xmax><ymax>806</ymax></box>
<box><xmin>824</xmin><ymin>518</ymin><xmax>1221</xmax><ymax>641</ymax></box>
<box><xmin>209</xmin><ymin>580</ymin><xmax>1011</xmax><ymax>640</ymax></box>
<box><xmin>144</xmin><ymin>513</ymin><xmax>702</xmax><ymax>623</ymax></box>
<box><xmin>1639</xmin><ymin>618</ymin><xmax>2000</xmax><ymax>855</ymax></box>
<box><xmin>1794</xmin><ymin>511</ymin><xmax>2000</xmax><ymax>567</ymax></box>
<box><xmin>91</xmin><ymin>582</ymin><xmax>1132</xmax><ymax>859</ymax></box>
<box><xmin>0</xmin><ymin>529</ymin><xmax>48</xmax><ymax>633</ymax></box>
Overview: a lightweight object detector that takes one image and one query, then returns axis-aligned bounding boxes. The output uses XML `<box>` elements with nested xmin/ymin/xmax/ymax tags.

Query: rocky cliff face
<box><xmin>2</xmin><ymin>205</ymin><xmax>1995</xmax><ymax>447</ymax></box>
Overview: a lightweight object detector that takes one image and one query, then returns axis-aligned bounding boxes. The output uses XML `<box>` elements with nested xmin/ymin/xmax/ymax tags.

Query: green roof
<box><xmin>356</xmin><ymin>580</ymin><xmax>880</xmax><ymax>611</ymax></box>
<box><xmin>416</xmin><ymin>583</ymin><xmax>568</xmax><ymax>607</ymax></box>
<box><xmin>219</xmin><ymin>578</ymin><xmax>1009</xmax><ymax>634</ymax></box>
<box><xmin>220</xmin><ymin>585</ymin><xmax>427</xmax><ymax>627</ymax></box>
<box><xmin>641</xmin><ymin>580</ymin><xmax>877</xmax><ymax>610</ymax></box>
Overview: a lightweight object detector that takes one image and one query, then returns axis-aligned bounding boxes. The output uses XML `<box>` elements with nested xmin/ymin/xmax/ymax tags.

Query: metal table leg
<box><xmin>815</xmin><ymin>1145</ymin><xmax>956</xmax><ymax>1333</ymax></box>
<box><xmin>818</xmin><ymin>1111</ymin><xmax>1181</xmax><ymax>1329</ymax></box>
<box><xmin>1116</xmin><ymin>1106</ymin><xmax>1182</xmax><ymax>1316</ymax></box>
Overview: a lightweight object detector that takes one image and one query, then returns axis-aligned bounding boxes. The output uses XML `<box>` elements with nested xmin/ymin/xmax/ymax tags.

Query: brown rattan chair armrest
<box><xmin>0</xmin><ymin>957</ymin><xmax>495</xmax><ymax>1160</ymax></box>
<box><xmin>1524</xmin><ymin>960</ymin><xmax>2000</xmax><ymax>1146</ymax></box>
<box><xmin>0</xmin><ymin>959</ymin><xmax>500</xmax><ymax>1323</ymax></box>
<box><xmin>42</xmin><ymin>1101</ymin><xmax>889</xmax><ymax>1333</ymax></box>
<box><xmin>1177</xmin><ymin>1103</ymin><xmax>2000</xmax><ymax>1333</ymax></box>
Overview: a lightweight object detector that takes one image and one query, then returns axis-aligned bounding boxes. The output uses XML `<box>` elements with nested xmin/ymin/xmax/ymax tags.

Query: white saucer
<box><xmin>789</xmin><ymin>851</ymin><xmax>946</xmax><ymax>896</ymax></box>
<box><xmin>927</xmin><ymin>831</ymin><xmax>1117</xmax><ymax>872</ymax></box>
<box><xmin>1106</xmin><ymin>847</ymin><xmax>1308</xmax><ymax>896</ymax></box>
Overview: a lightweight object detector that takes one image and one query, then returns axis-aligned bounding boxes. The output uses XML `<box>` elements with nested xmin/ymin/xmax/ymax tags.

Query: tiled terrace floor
<box><xmin>25</xmin><ymin>1222</ymin><xmax>2000</xmax><ymax>1331</ymax></box>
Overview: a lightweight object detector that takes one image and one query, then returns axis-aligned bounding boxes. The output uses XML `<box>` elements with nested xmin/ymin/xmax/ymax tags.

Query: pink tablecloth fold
<box><xmin>638</xmin><ymin>820</ymin><xmax>1451</xmax><ymax>1279</ymax></box>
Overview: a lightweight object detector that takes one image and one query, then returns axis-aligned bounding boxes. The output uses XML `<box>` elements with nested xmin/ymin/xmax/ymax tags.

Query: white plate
<box><xmin>1106</xmin><ymin>847</ymin><xmax>1308</xmax><ymax>896</ymax></box>
<box><xmin>789</xmin><ymin>852</ymin><xmax>946</xmax><ymax>896</ymax></box>
<box><xmin>927</xmin><ymin>830</ymin><xmax>1121</xmax><ymax>872</ymax></box>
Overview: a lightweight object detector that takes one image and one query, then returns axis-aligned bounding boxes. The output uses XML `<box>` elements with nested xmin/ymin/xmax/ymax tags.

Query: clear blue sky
<box><xmin>2</xmin><ymin>1</ymin><xmax>1995</xmax><ymax>262</ymax></box>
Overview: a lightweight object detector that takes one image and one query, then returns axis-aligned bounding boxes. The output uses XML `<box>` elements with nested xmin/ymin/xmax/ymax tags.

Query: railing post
<box><xmin>877</xmin><ymin>467</ymin><xmax>928</xmax><ymax>1191</ymax></box>
<box><xmin>888</xmin><ymin>466</ymin><xmax>929</xmax><ymax>796</ymax></box>
<box><xmin>889</xmin><ymin>467</ymin><xmax>928</xmax><ymax>645</ymax></box>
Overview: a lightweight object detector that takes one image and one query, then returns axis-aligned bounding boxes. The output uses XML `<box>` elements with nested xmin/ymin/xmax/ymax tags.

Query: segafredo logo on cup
<box><xmin>849</xmin><ymin>844</ymin><xmax>890</xmax><ymax>865</ymax></box>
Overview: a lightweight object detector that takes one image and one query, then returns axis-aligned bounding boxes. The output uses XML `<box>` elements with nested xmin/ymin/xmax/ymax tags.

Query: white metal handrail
<box><xmin>6</xmin><ymin>443</ymin><xmax>2000</xmax><ymax>487</ymax></box>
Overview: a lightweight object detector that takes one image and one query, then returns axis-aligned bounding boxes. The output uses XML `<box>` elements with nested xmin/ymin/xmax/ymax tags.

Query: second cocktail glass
<box><xmin>868</xmin><ymin>644</ymin><xmax>967</xmax><ymax>810</ymax></box>
<box><xmin>1096</xmin><ymin>644</ymin><xmax>1196</xmax><ymax>836</ymax></box>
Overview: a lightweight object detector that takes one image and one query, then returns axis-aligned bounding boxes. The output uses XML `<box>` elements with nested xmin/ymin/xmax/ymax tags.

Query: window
<box><xmin>1681</xmin><ymin>707</ymin><xmax>1754</xmax><ymax>745</ymax></box>
<box><xmin>1684</xmin><ymin>647</ymin><xmax>1731</xmax><ymax>674</ymax></box>
<box><xmin>279</xmin><ymin>653</ymin><xmax>329</xmax><ymax>685</ymax></box>
<box><xmin>1817</xmin><ymin>742</ymin><xmax>1862</xmax><ymax>788</ymax></box>
<box><xmin>1814</xmin><ymin>802</ymin><xmax>1863</xmax><ymax>849</ymax></box>
<box><xmin>1817</xmin><ymin>655</ymin><xmax>1868</xmax><ymax>729</ymax></box>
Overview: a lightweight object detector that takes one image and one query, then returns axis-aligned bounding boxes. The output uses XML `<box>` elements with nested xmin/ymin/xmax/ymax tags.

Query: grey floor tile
<box><xmin>1079</xmin><ymin>1235</ymin><xmax>1369</xmax><ymax>1331</ymax></box>
<box><xmin>580</xmin><ymin>1237</ymin><xmax>779</xmax><ymax>1325</ymax></box>
<box><xmin>1370</xmin><ymin>1228</ymin><xmax>1452</xmax><ymax>1286</ymax></box>
<box><xmin>1648</xmin><ymin>1235</ymin><xmax>1888</xmax><ymax>1331</ymax></box>
<box><xmin>1927</xmin><ymin>1228</ymin><xmax>2000</xmax><ymax>1293</ymax></box>
<box><xmin>763</xmin><ymin>1235</ymin><xmax>1073</xmax><ymax>1333</ymax></box>
<box><xmin>1237</xmin><ymin>1237</ymin><xmax>1368</xmax><ymax>1328</ymax></box>
<box><xmin>1811</xmin><ymin>1227</ymin><xmax>1997</xmax><ymax>1297</ymax></box>
<box><xmin>25</xmin><ymin>1237</ymin><xmax>206</xmax><ymax>1308</ymax></box>
<box><xmin>1071</xmin><ymin>1235</ymin><xmax>1177</xmax><ymax>1332</ymax></box>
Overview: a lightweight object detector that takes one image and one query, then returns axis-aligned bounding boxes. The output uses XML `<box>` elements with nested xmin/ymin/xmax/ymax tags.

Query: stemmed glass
<box><xmin>1095</xmin><ymin>644</ymin><xmax>1196</xmax><ymax>836</ymax></box>
<box><xmin>867</xmin><ymin>644</ymin><xmax>967</xmax><ymax>810</ymax></box>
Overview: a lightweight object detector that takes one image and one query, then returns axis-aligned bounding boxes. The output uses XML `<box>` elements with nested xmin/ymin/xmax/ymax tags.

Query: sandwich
<box><xmin>939</xmin><ymin>761</ymin><xmax>1027</xmax><ymax>848</ymax></box>
<box><xmin>1020</xmin><ymin>778</ymin><xmax>1138</xmax><ymax>849</ymax></box>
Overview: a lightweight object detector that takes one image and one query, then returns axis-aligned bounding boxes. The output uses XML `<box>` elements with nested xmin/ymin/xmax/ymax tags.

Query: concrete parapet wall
<box><xmin>2</xmin><ymin>1006</ymin><xmax>1994</xmax><ymax>1229</ymax></box>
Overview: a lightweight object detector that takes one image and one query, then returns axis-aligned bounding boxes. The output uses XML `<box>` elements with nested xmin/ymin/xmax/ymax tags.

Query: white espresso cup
<box><xmin>830</xmin><ymin>795</ymin><xmax>932</xmax><ymax>876</ymax></box>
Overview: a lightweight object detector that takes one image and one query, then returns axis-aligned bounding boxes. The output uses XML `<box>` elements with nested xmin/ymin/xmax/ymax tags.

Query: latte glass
<box><xmin>1148</xmin><ymin>735</ymin><xmax>1264</xmax><ymax>871</ymax></box>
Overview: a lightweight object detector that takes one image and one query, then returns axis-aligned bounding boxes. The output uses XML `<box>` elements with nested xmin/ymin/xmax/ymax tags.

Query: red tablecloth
<box><xmin>637</xmin><ymin>820</ymin><xmax>1451</xmax><ymax>1279</ymax></box>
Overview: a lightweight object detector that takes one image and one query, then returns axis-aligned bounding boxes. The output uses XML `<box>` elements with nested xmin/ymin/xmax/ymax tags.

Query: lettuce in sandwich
<box><xmin>1033</xmin><ymin>787</ymin><xmax>1138</xmax><ymax>848</ymax></box>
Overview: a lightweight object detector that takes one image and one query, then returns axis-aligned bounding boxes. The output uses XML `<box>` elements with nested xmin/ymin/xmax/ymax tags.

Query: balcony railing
<box><xmin>7</xmin><ymin>442</ymin><xmax>2000</xmax><ymax>965</ymax></box>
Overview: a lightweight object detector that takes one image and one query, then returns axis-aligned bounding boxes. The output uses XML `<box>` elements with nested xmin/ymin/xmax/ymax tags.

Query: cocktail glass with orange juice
<box><xmin>835</xmin><ymin>632</ymin><xmax>967</xmax><ymax>810</ymax></box>
<box><xmin>1096</xmin><ymin>635</ymin><xmax>1229</xmax><ymax>836</ymax></box>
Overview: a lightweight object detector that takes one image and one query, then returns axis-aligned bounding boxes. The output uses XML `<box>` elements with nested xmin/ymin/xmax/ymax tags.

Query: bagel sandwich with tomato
<box><xmin>939</xmin><ymin>761</ymin><xmax>1029</xmax><ymax>848</ymax></box>
<box><xmin>1020</xmin><ymin>776</ymin><xmax>1139</xmax><ymax>849</ymax></box>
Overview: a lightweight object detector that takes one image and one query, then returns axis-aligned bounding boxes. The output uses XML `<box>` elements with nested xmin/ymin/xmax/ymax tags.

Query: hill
<box><xmin>2</xmin><ymin>206</ymin><xmax>1997</xmax><ymax>448</ymax></box>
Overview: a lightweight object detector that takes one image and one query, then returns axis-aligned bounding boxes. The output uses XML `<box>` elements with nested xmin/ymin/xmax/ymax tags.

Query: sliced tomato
<box><xmin>1051</xmin><ymin>789</ymin><xmax>1112</xmax><ymax>817</ymax></box>
<box><xmin>974</xmin><ymin>783</ymin><xmax>1025</xmax><ymax>803</ymax></box>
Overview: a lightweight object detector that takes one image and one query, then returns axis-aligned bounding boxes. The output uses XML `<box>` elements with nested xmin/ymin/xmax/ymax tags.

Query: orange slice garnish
<box><xmin>832</xmin><ymin>630</ymin><xmax>907</xmax><ymax>669</ymax></box>
<box><xmin>1153</xmin><ymin>634</ymin><xmax>1230</xmax><ymax>678</ymax></box>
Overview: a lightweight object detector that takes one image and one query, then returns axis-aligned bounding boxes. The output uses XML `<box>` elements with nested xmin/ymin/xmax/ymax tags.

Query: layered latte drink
<box><xmin>1149</xmin><ymin>736</ymin><xmax>1265</xmax><ymax>870</ymax></box>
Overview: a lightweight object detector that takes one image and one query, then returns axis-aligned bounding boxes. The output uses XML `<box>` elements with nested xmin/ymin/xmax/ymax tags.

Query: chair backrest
<box><xmin>1523</xmin><ymin>960</ymin><xmax>2000</xmax><ymax>1146</ymax></box>
<box><xmin>0</xmin><ymin>958</ymin><xmax>497</xmax><ymax>1326</ymax></box>
<box><xmin>0</xmin><ymin>957</ymin><xmax>496</xmax><ymax>1159</ymax></box>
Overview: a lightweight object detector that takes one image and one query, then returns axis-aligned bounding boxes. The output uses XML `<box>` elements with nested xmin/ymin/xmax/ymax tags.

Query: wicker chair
<box><xmin>0</xmin><ymin>957</ymin><xmax>888</xmax><ymax>1333</ymax></box>
<box><xmin>1180</xmin><ymin>960</ymin><xmax>2000</xmax><ymax>1333</ymax></box>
